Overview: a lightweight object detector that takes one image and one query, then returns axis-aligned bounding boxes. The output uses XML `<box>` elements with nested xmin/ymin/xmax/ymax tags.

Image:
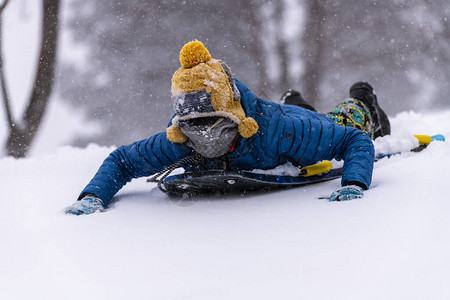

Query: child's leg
<box><xmin>327</xmin><ymin>99</ymin><xmax>375</xmax><ymax>140</ymax></box>
<box><xmin>349</xmin><ymin>82</ymin><xmax>391</xmax><ymax>138</ymax></box>
<box><xmin>280</xmin><ymin>89</ymin><xmax>317</xmax><ymax>112</ymax></box>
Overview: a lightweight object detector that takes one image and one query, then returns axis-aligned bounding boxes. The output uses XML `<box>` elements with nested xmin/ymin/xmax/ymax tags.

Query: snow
<box><xmin>203</xmin><ymin>79</ymin><xmax>219</xmax><ymax>90</ymax></box>
<box><xmin>0</xmin><ymin>110</ymin><xmax>450</xmax><ymax>300</ymax></box>
<box><xmin>374</xmin><ymin>134</ymin><xmax>419</xmax><ymax>156</ymax></box>
<box><xmin>2</xmin><ymin>1</ymin><xmax>450</xmax><ymax>299</ymax></box>
<box><xmin>253</xmin><ymin>161</ymin><xmax>303</xmax><ymax>176</ymax></box>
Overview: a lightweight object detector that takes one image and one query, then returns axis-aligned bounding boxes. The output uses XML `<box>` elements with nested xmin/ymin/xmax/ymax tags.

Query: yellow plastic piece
<box><xmin>414</xmin><ymin>135</ymin><xmax>432</xmax><ymax>145</ymax></box>
<box><xmin>301</xmin><ymin>160</ymin><xmax>333</xmax><ymax>177</ymax></box>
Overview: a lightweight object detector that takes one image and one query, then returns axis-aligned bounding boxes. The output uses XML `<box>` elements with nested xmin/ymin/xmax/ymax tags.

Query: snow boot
<box><xmin>349</xmin><ymin>81</ymin><xmax>390</xmax><ymax>138</ymax></box>
<box><xmin>280</xmin><ymin>89</ymin><xmax>317</xmax><ymax>112</ymax></box>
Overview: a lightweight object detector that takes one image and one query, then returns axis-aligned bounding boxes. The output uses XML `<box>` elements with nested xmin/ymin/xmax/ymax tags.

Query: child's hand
<box><xmin>65</xmin><ymin>195</ymin><xmax>104</xmax><ymax>215</ymax></box>
<box><xmin>329</xmin><ymin>185</ymin><xmax>364</xmax><ymax>201</ymax></box>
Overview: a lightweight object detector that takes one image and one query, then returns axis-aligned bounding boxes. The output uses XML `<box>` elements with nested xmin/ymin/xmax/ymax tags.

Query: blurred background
<box><xmin>1</xmin><ymin>0</ymin><xmax>449</xmax><ymax>158</ymax></box>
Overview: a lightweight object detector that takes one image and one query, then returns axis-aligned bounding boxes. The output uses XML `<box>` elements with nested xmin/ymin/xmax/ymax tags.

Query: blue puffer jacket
<box><xmin>80</xmin><ymin>80</ymin><xmax>375</xmax><ymax>206</ymax></box>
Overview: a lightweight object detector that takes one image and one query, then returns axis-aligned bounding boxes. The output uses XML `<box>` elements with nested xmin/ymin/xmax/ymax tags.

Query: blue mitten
<box><xmin>329</xmin><ymin>185</ymin><xmax>364</xmax><ymax>201</ymax></box>
<box><xmin>65</xmin><ymin>195</ymin><xmax>104</xmax><ymax>215</ymax></box>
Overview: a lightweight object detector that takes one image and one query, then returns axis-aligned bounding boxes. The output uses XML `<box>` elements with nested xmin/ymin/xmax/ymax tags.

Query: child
<box><xmin>66</xmin><ymin>40</ymin><xmax>384</xmax><ymax>215</ymax></box>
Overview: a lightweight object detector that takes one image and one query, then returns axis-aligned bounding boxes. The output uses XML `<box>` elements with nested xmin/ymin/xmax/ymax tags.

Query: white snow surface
<box><xmin>2</xmin><ymin>2</ymin><xmax>450</xmax><ymax>298</ymax></box>
<box><xmin>1</xmin><ymin>110</ymin><xmax>450</xmax><ymax>300</ymax></box>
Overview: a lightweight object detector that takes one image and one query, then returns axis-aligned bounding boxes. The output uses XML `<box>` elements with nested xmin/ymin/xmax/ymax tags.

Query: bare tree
<box><xmin>239</xmin><ymin>0</ymin><xmax>272</xmax><ymax>97</ymax></box>
<box><xmin>0</xmin><ymin>0</ymin><xmax>60</xmax><ymax>158</ymax></box>
<box><xmin>274</xmin><ymin>0</ymin><xmax>290</xmax><ymax>94</ymax></box>
<box><xmin>242</xmin><ymin>0</ymin><xmax>293</xmax><ymax>99</ymax></box>
<box><xmin>0</xmin><ymin>1</ymin><xmax>12</xmax><ymax>137</ymax></box>
<box><xmin>300</xmin><ymin>0</ymin><xmax>326</xmax><ymax>108</ymax></box>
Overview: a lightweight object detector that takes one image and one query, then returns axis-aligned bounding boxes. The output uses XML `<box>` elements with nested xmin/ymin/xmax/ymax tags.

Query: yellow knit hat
<box><xmin>166</xmin><ymin>40</ymin><xmax>258</xmax><ymax>143</ymax></box>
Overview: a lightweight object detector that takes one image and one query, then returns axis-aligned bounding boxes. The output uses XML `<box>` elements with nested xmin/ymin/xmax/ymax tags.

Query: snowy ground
<box><xmin>1</xmin><ymin>110</ymin><xmax>450</xmax><ymax>300</ymax></box>
<box><xmin>2</xmin><ymin>1</ymin><xmax>450</xmax><ymax>299</ymax></box>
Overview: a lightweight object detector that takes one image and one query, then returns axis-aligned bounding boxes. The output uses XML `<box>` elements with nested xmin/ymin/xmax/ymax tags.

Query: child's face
<box><xmin>178</xmin><ymin>117</ymin><xmax>238</xmax><ymax>158</ymax></box>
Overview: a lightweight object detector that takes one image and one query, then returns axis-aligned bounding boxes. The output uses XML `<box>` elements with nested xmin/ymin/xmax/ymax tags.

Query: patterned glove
<box><xmin>329</xmin><ymin>185</ymin><xmax>364</xmax><ymax>201</ymax></box>
<box><xmin>65</xmin><ymin>195</ymin><xmax>104</xmax><ymax>215</ymax></box>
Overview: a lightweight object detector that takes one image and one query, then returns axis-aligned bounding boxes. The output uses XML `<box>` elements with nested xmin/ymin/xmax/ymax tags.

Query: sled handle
<box><xmin>301</xmin><ymin>160</ymin><xmax>333</xmax><ymax>177</ymax></box>
<box><xmin>414</xmin><ymin>135</ymin><xmax>432</xmax><ymax>145</ymax></box>
<box><xmin>414</xmin><ymin>134</ymin><xmax>446</xmax><ymax>145</ymax></box>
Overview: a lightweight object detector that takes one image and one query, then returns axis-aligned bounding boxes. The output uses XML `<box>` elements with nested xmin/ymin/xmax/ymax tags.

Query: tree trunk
<box><xmin>274</xmin><ymin>0</ymin><xmax>290</xmax><ymax>94</ymax></box>
<box><xmin>300</xmin><ymin>0</ymin><xmax>326</xmax><ymax>108</ymax></box>
<box><xmin>5</xmin><ymin>0</ymin><xmax>60</xmax><ymax>157</ymax></box>
<box><xmin>238</xmin><ymin>0</ymin><xmax>271</xmax><ymax>98</ymax></box>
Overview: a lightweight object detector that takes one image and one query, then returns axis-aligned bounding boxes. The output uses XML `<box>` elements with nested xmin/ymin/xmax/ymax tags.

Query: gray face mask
<box><xmin>178</xmin><ymin>117</ymin><xmax>239</xmax><ymax>158</ymax></box>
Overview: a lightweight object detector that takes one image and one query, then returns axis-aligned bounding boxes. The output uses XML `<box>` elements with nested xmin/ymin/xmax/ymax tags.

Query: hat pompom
<box><xmin>238</xmin><ymin>117</ymin><xmax>259</xmax><ymax>138</ymax></box>
<box><xmin>179</xmin><ymin>40</ymin><xmax>212</xmax><ymax>68</ymax></box>
<box><xmin>166</xmin><ymin>124</ymin><xmax>187</xmax><ymax>143</ymax></box>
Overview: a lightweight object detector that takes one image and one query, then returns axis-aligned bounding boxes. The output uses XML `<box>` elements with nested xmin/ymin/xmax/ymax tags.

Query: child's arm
<box><xmin>69</xmin><ymin>132</ymin><xmax>192</xmax><ymax>213</ymax></box>
<box><xmin>279</xmin><ymin>116</ymin><xmax>375</xmax><ymax>190</ymax></box>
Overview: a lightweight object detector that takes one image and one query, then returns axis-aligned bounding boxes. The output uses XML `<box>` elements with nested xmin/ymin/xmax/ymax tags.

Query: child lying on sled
<box><xmin>66</xmin><ymin>40</ymin><xmax>390</xmax><ymax>215</ymax></box>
